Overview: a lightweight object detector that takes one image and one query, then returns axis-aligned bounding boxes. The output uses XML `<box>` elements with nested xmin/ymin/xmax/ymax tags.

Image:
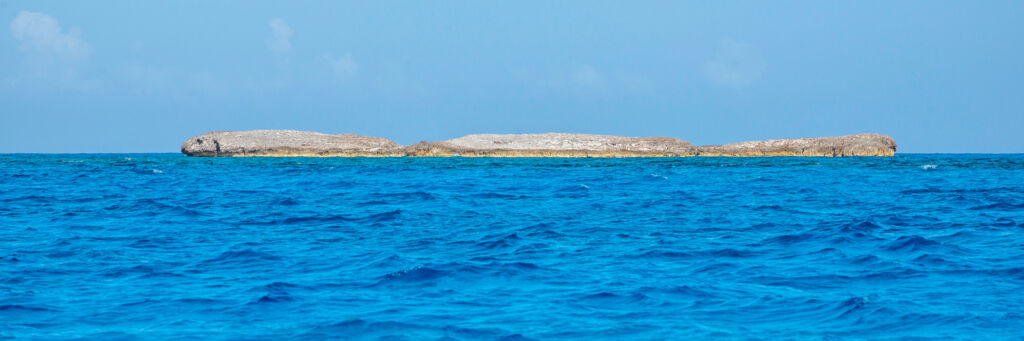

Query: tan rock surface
<box><xmin>180</xmin><ymin>131</ymin><xmax>897</xmax><ymax>157</ymax></box>
<box><xmin>403</xmin><ymin>133</ymin><xmax>697</xmax><ymax>157</ymax></box>
<box><xmin>180</xmin><ymin>130</ymin><xmax>402</xmax><ymax>156</ymax></box>
<box><xmin>696</xmin><ymin>133</ymin><xmax>897</xmax><ymax>156</ymax></box>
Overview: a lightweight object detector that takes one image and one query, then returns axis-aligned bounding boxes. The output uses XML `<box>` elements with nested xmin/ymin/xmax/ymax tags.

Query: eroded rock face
<box><xmin>696</xmin><ymin>133</ymin><xmax>897</xmax><ymax>156</ymax></box>
<box><xmin>180</xmin><ymin>130</ymin><xmax>402</xmax><ymax>156</ymax></box>
<box><xmin>404</xmin><ymin>133</ymin><xmax>698</xmax><ymax>157</ymax></box>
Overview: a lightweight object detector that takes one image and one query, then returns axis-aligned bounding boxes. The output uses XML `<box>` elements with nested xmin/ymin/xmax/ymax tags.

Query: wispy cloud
<box><xmin>267</xmin><ymin>18</ymin><xmax>293</xmax><ymax>54</ymax></box>
<box><xmin>10</xmin><ymin>11</ymin><xmax>90</xmax><ymax>60</ymax></box>
<box><xmin>703</xmin><ymin>39</ymin><xmax>765</xmax><ymax>88</ymax></box>
<box><xmin>321</xmin><ymin>53</ymin><xmax>358</xmax><ymax>77</ymax></box>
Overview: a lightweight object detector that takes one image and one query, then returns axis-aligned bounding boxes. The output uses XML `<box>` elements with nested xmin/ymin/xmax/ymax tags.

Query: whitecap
<box><xmin>920</xmin><ymin>164</ymin><xmax>937</xmax><ymax>170</ymax></box>
<box><xmin>152</xmin><ymin>169</ymin><xmax>164</xmax><ymax>174</ymax></box>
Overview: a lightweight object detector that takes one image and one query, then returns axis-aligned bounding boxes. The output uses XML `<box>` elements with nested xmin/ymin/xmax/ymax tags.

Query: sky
<box><xmin>1</xmin><ymin>1</ymin><xmax>1022</xmax><ymax>153</ymax></box>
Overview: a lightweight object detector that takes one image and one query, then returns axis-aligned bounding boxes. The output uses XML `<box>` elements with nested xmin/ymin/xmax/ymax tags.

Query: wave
<box><xmin>969</xmin><ymin>202</ymin><xmax>1024</xmax><ymax>211</ymax></box>
<box><xmin>883</xmin><ymin>235</ymin><xmax>941</xmax><ymax>252</ymax></box>
<box><xmin>6</xmin><ymin>154</ymin><xmax>1024</xmax><ymax>339</ymax></box>
<box><xmin>200</xmin><ymin>249</ymin><xmax>282</xmax><ymax>267</ymax></box>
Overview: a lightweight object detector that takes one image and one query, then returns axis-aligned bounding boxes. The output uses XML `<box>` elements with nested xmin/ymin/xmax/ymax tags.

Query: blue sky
<box><xmin>1</xmin><ymin>1</ymin><xmax>1022</xmax><ymax>153</ymax></box>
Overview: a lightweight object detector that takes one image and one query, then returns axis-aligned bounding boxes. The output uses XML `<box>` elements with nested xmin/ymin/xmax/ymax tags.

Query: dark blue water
<box><xmin>2</xmin><ymin>154</ymin><xmax>1023</xmax><ymax>339</ymax></box>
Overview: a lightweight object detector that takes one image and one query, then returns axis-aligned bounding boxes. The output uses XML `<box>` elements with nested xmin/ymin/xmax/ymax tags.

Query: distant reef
<box><xmin>181</xmin><ymin>130</ymin><xmax>896</xmax><ymax>157</ymax></box>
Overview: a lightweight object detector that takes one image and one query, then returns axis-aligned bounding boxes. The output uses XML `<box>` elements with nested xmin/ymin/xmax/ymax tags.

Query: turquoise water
<box><xmin>2</xmin><ymin>154</ymin><xmax>1023</xmax><ymax>339</ymax></box>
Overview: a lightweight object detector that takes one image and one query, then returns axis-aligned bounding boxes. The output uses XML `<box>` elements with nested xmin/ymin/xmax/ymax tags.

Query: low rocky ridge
<box><xmin>181</xmin><ymin>130</ymin><xmax>896</xmax><ymax>157</ymax></box>
<box><xmin>180</xmin><ymin>130</ymin><xmax>403</xmax><ymax>156</ymax></box>
<box><xmin>404</xmin><ymin>133</ymin><xmax>697</xmax><ymax>157</ymax></box>
<box><xmin>696</xmin><ymin>133</ymin><xmax>897</xmax><ymax>156</ymax></box>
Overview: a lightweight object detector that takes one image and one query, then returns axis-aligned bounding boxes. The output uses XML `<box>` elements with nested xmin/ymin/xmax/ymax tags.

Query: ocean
<box><xmin>1</xmin><ymin>154</ymin><xmax>1022</xmax><ymax>339</ymax></box>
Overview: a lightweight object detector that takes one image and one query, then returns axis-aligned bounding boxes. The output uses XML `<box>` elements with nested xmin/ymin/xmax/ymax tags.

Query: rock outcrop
<box><xmin>180</xmin><ymin>130</ymin><xmax>403</xmax><ymax>156</ymax></box>
<box><xmin>180</xmin><ymin>130</ymin><xmax>897</xmax><ymax>157</ymax></box>
<box><xmin>403</xmin><ymin>133</ymin><xmax>697</xmax><ymax>157</ymax></box>
<box><xmin>696</xmin><ymin>133</ymin><xmax>897</xmax><ymax>156</ymax></box>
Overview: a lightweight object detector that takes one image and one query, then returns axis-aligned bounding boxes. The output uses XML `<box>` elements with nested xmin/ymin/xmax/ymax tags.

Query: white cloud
<box><xmin>322</xmin><ymin>53</ymin><xmax>358</xmax><ymax>77</ymax></box>
<box><xmin>267</xmin><ymin>18</ymin><xmax>292</xmax><ymax>54</ymax></box>
<box><xmin>10</xmin><ymin>11</ymin><xmax>90</xmax><ymax>59</ymax></box>
<box><xmin>703</xmin><ymin>39</ymin><xmax>765</xmax><ymax>88</ymax></box>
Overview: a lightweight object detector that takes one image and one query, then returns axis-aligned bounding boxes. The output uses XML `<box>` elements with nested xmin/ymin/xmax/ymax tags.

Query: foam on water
<box><xmin>1</xmin><ymin>154</ymin><xmax>1023</xmax><ymax>339</ymax></box>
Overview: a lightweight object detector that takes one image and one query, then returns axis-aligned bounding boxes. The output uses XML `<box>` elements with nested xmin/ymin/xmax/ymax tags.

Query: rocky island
<box><xmin>404</xmin><ymin>133</ymin><xmax>697</xmax><ymax>157</ymax></box>
<box><xmin>181</xmin><ymin>130</ymin><xmax>896</xmax><ymax>157</ymax></box>
<box><xmin>180</xmin><ymin>130</ymin><xmax>403</xmax><ymax>157</ymax></box>
<box><xmin>696</xmin><ymin>133</ymin><xmax>897</xmax><ymax>157</ymax></box>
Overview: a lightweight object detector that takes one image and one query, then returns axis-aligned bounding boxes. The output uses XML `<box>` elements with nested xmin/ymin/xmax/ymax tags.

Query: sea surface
<box><xmin>1</xmin><ymin>154</ymin><xmax>1023</xmax><ymax>340</ymax></box>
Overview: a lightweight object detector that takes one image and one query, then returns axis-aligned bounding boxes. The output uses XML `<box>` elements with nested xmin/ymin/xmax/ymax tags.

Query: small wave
<box><xmin>359</xmin><ymin>210</ymin><xmax>402</xmax><ymax>223</ymax></box>
<box><xmin>281</xmin><ymin>214</ymin><xmax>355</xmax><ymax>225</ymax></box>
<box><xmin>469</xmin><ymin>192</ymin><xmax>523</xmax><ymax>199</ymax></box>
<box><xmin>920</xmin><ymin>164</ymin><xmax>938</xmax><ymax>170</ymax></box>
<box><xmin>247</xmin><ymin>280</ymin><xmax>303</xmax><ymax>303</ymax></box>
<box><xmin>201</xmin><ymin>249</ymin><xmax>282</xmax><ymax>266</ymax></box>
<box><xmin>993</xmin><ymin>217</ymin><xmax>1016</xmax><ymax>226</ymax></box>
<box><xmin>640</xmin><ymin>285</ymin><xmax>719</xmax><ymax>299</ymax></box>
<box><xmin>762</xmin><ymin>233</ymin><xmax>814</xmax><ymax>245</ymax></box>
<box><xmin>554</xmin><ymin>184</ymin><xmax>590</xmax><ymax>198</ymax></box>
<box><xmin>839</xmin><ymin>220</ymin><xmax>882</xmax><ymax>233</ymax></box>
<box><xmin>0</xmin><ymin>304</ymin><xmax>57</xmax><ymax>313</ymax></box>
<box><xmin>379</xmin><ymin>266</ymin><xmax>449</xmax><ymax>283</ymax></box>
<box><xmin>833</xmin><ymin>296</ymin><xmax>877</xmax><ymax>320</ymax></box>
<box><xmin>969</xmin><ymin>202</ymin><xmax>1024</xmax><ymax>211</ymax></box>
<box><xmin>476</xmin><ymin>233</ymin><xmax>520</xmax><ymax>249</ymax></box>
<box><xmin>576</xmin><ymin>291</ymin><xmax>655</xmax><ymax>310</ymax></box>
<box><xmin>251</xmin><ymin>292</ymin><xmax>295</xmax><ymax>305</ymax></box>
<box><xmin>375</xmin><ymin>191</ymin><xmax>436</xmax><ymax>201</ymax></box>
<box><xmin>850</xmin><ymin>254</ymin><xmax>881</xmax><ymax>264</ymax></box>
<box><xmin>646</xmin><ymin>173</ymin><xmax>668</xmax><ymax>180</ymax></box>
<box><xmin>913</xmin><ymin>254</ymin><xmax>954</xmax><ymax>265</ymax></box>
<box><xmin>302</xmin><ymin>319</ymin><xmax>418</xmax><ymax>338</ymax></box>
<box><xmin>883</xmin><ymin>235</ymin><xmax>941</xmax><ymax>252</ymax></box>
<box><xmin>269</xmin><ymin>197</ymin><xmax>300</xmax><ymax>206</ymax></box>
<box><xmin>302</xmin><ymin>319</ymin><xmax>528</xmax><ymax>340</ymax></box>
<box><xmin>626</xmin><ymin>250</ymin><xmax>693</xmax><ymax>259</ymax></box>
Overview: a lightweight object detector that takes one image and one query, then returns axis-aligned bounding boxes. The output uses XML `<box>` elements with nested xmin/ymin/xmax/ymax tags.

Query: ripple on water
<box><xmin>1</xmin><ymin>154</ymin><xmax>1023</xmax><ymax>339</ymax></box>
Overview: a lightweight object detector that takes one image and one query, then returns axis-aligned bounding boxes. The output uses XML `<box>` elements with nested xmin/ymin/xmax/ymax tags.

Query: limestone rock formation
<box><xmin>180</xmin><ymin>130</ymin><xmax>897</xmax><ymax>157</ymax></box>
<box><xmin>696</xmin><ymin>133</ymin><xmax>897</xmax><ymax>156</ymax></box>
<box><xmin>403</xmin><ymin>133</ymin><xmax>697</xmax><ymax>157</ymax></box>
<box><xmin>180</xmin><ymin>130</ymin><xmax>402</xmax><ymax>156</ymax></box>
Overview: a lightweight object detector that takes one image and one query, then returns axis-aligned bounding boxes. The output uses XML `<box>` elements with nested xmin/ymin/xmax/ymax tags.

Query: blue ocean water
<box><xmin>1</xmin><ymin>154</ymin><xmax>1023</xmax><ymax>340</ymax></box>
